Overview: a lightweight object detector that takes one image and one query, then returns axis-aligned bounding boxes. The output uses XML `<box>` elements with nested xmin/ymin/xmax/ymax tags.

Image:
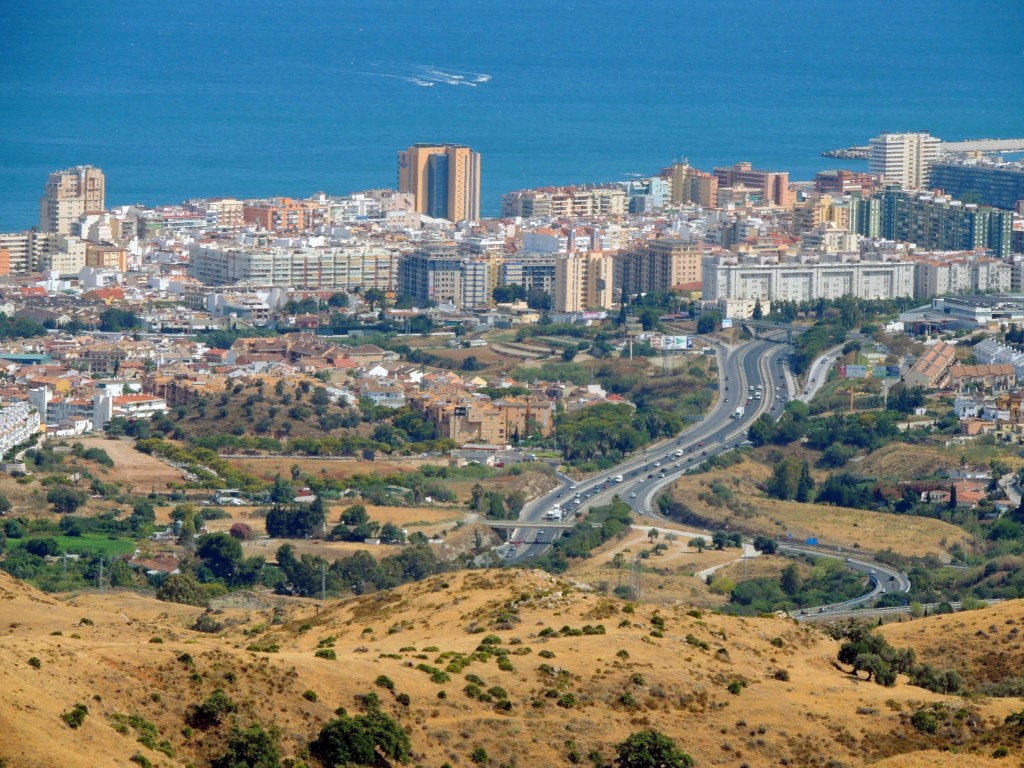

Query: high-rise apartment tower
<box><xmin>398</xmin><ymin>144</ymin><xmax>481</xmax><ymax>222</ymax></box>
<box><xmin>40</xmin><ymin>165</ymin><xmax>105</xmax><ymax>236</ymax></box>
<box><xmin>868</xmin><ymin>132</ymin><xmax>940</xmax><ymax>190</ymax></box>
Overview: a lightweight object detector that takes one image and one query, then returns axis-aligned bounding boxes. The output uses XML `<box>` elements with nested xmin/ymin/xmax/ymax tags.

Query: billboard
<box><xmin>722</xmin><ymin>318</ymin><xmax>734</xmax><ymax>329</ymax></box>
<box><xmin>886</xmin><ymin>365</ymin><xmax>901</xmax><ymax>378</ymax></box>
<box><xmin>839</xmin><ymin>364</ymin><xmax>868</xmax><ymax>379</ymax></box>
<box><xmin>453</xmin><ymin>406</ymin><xmax>467</xmax><ymax>416</ymax></box>
<box><xmin>663</xmin><ymin>335</ymin><xmax>692</xmax><ymax>351</ymax></box>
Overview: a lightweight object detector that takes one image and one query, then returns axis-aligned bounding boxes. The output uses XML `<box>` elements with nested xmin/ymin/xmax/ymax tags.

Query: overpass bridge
<box><xmin>738</xmin><ymin>320</ymin><xmax>810</xmax><ymax>343</ymax></box>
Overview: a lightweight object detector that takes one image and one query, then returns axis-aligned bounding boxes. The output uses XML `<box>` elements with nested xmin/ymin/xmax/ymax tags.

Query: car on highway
<box><xmin>629</xmin><ymin>492</ymin><xmax>636</xmax><ymax>498</ymax></box>
<box><xmin>698</xmin><ymin>441</ymin><xmax>704</xmax><ymax>446</ymax></box>
<box><xmin>647</xmin><ymin>473</ymin><xmax>654</xmax><ymax>479</ymax></box>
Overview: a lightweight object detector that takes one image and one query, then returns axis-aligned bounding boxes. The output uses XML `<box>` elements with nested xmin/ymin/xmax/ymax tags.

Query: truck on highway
<box><xmin>732</xmin><ymin>406</ymin><xmax>745</xmax><ymax>419</ymax></box>
<box><xmin>613</xmin><ymin>474</ymin><xmax>623</xmax><ymax>483</ymax></box>
<box><xmin>545</xmin><ymin>508</ymin><xmax>565</xmax><ymax>520</ymax></box>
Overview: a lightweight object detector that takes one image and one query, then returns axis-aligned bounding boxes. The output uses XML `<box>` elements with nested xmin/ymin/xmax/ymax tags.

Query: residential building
<box><xmin>903</xmin><ymin>341</ymin><xmax>957</xmax><ymax>389</ymax></box>
<box><xmin>867</xmin><ymin>132</ymin><xmax>941</xmax><ymax>189</ymax></box>
<box><xmin>0</xmin><ymin>402</ymin><xmax>40</xmax><ymax>458</ymax></box>
<box><xmin>701</xmin><ymin>253</ymin><xmax>914</xmax><ymax>303</ymax></box>
<box><xmin>911</xmin><ymin>253</ymin><xmax>1011</xmax><ymax>299</ymax></box>
<box><xmin>398</xmin><ymin>143</ymin><xmax>481</xmax><ymax>222</ymax></box>
<box><xmin>553</xmin><ymin>252</ymin><xmax>615</xmax><ymax>312</ymax></box>
<box><xmin>948</xmin><ymin>364</ymin><xmax>1015</xmax><ymax>393</ymax></box>
<box><xmin>397</xmin><ymin>243</ymin><xmax>462</xmax><ymax>306</ymax></box>
<box><xmin>712</xmin><ymin>162</ymin><xmax>792</xmax><ymax>207</ymax></box>
<box><xmin>188</xmin><ymin>243</ymin><xmax>398</xmax><ymax>290</ymax></box>
<box><xmin>669</xmin><ymin>162</ymin><xmax>719</xmax><ymax>207</ymax></box>
<box><xmin>617</xmin><ymin>238</ymin><xmax>704</xmax><ymax>294</ymax></box>
<box><xmin>40</xmin><ymin>165</ymin><xmax>105</xmax><ymax>235</ymax></box>
<box><xmin>813</xmin><ymin>170</ymin><xmax>878</xmax><ymax>196</ymax></box>
<box><xmin>243</xmin><ymin>197</ymin><xmax>328</xmax><ymax>232</ymax></box>
<box><xmin>499</xmin><ymin>253</ymin><xmax>557</xmax><ymax>293</ymax></box>
<box><xmin>873</xmin><ymin>188</ymin><xmax>1015</xmax><ymax>258</ymax></box>
<box><xmin>928</xmin><ymin>158</ymin><xmax>1024</xmax><ymax>211</ymax></box>
<box><xmin>500</xmin><ymin>187</ymin><xmax>627</xmax><ymax>219</ymax></box>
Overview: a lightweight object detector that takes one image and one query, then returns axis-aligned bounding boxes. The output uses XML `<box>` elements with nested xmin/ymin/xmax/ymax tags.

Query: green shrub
<box><xmin>481</xmin><ymin>634</ymin><xmax>502</xmax><ymax>645</ymax></box>
<box><xmin>302</xmin><ymin>690</ymin><xmax>318</xmax><ymax>702</ymax></box>
<box><xmin>619</xmin><ymin>691</ymin><xmax>637</xmax><ymax>707</ymax></box>
<box><xmin>487</xmin><ymin>686</ymin><xmax>507</xmax><ymax>700</ymax></box>
<box><xmin>770</xmin><ymin>637</ymin><xmax>785</xmax><ymax>648</ymax></box>
<box><xmin>616</xmin><ymin>649</ymin><xmax>630</xmax><ymax>659</ymax></box>
<box><xmin>726</xmin><ymin>680</ymin><xmax>746</xmax><ymax>695</ymax></box>
<box><xmin>396</xmin><ymin>693</ymin><xmax>410</xmax><ymax>706</ymax></box>
<box><xmin>187</xmin><ymin>689</ymin><xmax>237</xmax><ymax>728</ymax></box>
<box><xmin>28</xmin><ymin>657</ymin><xmax>41</xmax><ymax>669</ymax></box>
<box><xmin>911</xmin><ymin>709</ymin><xmax>938</xmax><ymax>734</ymax></box>
<box><xmin>630</xmin><ymin>674</ymin><xmax>646</xmax><ymax>687</ymax></box>
<box><xmin>129</xmin><ymin>755</ymin><xmax>152</xmax><ymax>768</ymax></box>
<box><xmin>557</xmin><ymin>693</ymin><xmax>577</xmax><ymax>708</ymax></box>
<box><xmin>471</xmin><ymin>747</ymin><xmax>489</xmax><ymax>764</ymax></box>
<box><xmin>149</xmin><ymin>637</ymin><xmax>163</xmax><ymax>644</ymax></box>
<box><xmin>315</xmin><ymin>649</ymin><xmax>336</xmax><ymax>660</ymax></box>
<box><xmin>375</xmin><ymin>675</ymin><xmax>395</xmax><ymax>690</ymax></box>
<box><xmin>538</xmin><ymin>649</ymin><xmax>555</xmax><ymax>659</ymax></box>
<box><xmin>61</xmin><ymin>703</ymin><xmax>88</xmax><ymax>729</ymax></box>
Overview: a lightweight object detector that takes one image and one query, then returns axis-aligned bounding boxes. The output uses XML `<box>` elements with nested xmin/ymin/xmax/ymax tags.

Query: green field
<box><xmin>48</xmin><ymin>534</ymin><xmax>138</xmax><ymax>557</ymax></box>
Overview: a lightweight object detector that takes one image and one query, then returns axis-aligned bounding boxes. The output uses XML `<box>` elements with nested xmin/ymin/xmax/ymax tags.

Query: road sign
<box><xmin>806</xmin><ymin>537</ymin><xmax>818</xmax><ymax>546</ymax></box>
<box><xmin>840</xmin><ymin>364</ymin><xmax>868</xmax><ymax>379</ymax></box>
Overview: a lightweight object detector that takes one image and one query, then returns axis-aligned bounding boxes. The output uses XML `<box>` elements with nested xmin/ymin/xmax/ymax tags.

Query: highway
<box><xmin>500</xmin><ymin>336</ymin><xmax>912</xmax><ymax>615</ymax></box>
<box><xmin>505</xmin><ymin>338</ymin><xmax>791</xmax><ymax>562</ymax></box>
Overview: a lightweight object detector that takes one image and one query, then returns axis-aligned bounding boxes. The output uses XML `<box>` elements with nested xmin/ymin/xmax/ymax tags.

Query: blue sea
<box><xmin>1</xmin><ymin>1</ymin><xmax>1023</xmax><ymax>230</ymax></box>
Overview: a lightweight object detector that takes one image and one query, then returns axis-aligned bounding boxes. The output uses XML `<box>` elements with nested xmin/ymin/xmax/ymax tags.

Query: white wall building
<box><xmin>701</xmin><ymin>254</ymin><xmax>915</xmax><ymax>302</ymax></box>
<box><xmin>0</xmin><ymin>402</ymin><xmax>40</xmax><ymax>458</ymax></box>
<box><xmin>868</xmin><ymin>131</ymin><xmax>941</xmax><ymax>189</ymax></box>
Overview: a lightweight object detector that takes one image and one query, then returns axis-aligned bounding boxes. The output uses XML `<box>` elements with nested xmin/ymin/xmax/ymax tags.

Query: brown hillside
<box><xmin>0</xmin><ymin>569</ymin><xmax>1018</xmax><ymax>768</ymax></box>
<box><xmin>879</xmin><ymin>598</ymin><xmax>1024</xmax><ymax>697</ymax></box>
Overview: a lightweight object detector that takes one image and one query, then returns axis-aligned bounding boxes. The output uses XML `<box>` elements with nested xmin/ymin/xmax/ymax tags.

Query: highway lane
<box><xmin>505</xmin><ymin>338</ymin><xmax>791</xmax><ymax>562</ymax></box>
<box><xmin>778</xmin><ymin>543</ymin><xmax>912</xmax><ymax>620</ymax></box>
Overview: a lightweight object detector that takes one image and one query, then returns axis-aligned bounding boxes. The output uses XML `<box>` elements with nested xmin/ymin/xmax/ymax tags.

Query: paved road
<box><xmin>777</xmin><ymin>543</ymin><xmax>911</xmax><ymax>620</ymax></box>
<box><xmin>796</xmin><ymin>343</ymin><xmax>845</xmax><ymax>403</ymax></box>
<box><xmin>505</xmin><ymin>337</ymin><xmax>792</xmax><ymax>562</ymax></box>
<box><xmin>498</xmin><ymin>335</ymin><xmax>913</xmax><ymax>616</ymax></box>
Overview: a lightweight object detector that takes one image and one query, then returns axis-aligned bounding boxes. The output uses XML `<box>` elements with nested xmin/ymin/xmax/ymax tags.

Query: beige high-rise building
<box><xmin>40</xmin><ymin>165</ymin><xmax>106</xmax><ymax>235</ymax></box>
<box><xmin>553</xmin><ymin>252</ymin><xmax>615</xmax><ymax>313</ymax></box>
<box><xmin>398</xmin><ymin>144</ymin><xmax>480</xmax><ymax>222</ymax></box>
<box><xmin>868</xmin><ymin>132</ymin><xmax>940</xmax><ymax>189</ymax></box>
<box><xmin>670</xmin><ymin>162</ymin><xmax>719</xmax><ymax>207</ymax></box>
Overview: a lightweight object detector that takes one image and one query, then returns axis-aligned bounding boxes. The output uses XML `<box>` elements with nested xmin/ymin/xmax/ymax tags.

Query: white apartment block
<box><xmin>188</xmin><ymin>243</ymin><xmax>398</xmax><ymax>290</ymax></box>
<box><xmin>912</xmin><ymin>255</ymin><xmax>1011</xmax><ymax>299</ymax></box>
<box><xmin>701</xmin><ymin>254</ymin><xmax>915</xmax><ymax>303</ymax></box>
<box><xmin>0</xmin><ymin>402</ymin><xmax>41</xmax><ymax>459</ymax></box>
<box><xmin>868</xmin><ymin>131</ymin><xmax>941</xmax><ymax>189</ymax></box>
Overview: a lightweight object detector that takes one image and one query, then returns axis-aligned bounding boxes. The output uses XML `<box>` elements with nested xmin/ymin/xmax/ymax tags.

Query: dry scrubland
<box><xmin>668</xmin><ymin>457</ymin><xmax>971</xmax><ymax>558</ymax></box>
<box><xmin>74</xmin><ymin>436</ymin><xmax>189</xmax><ymax>492</ymax></box>
<box><xmin>2</xmin><ymin>568</ymin><xmax>1022</xmax><ymax>768</ymax></box>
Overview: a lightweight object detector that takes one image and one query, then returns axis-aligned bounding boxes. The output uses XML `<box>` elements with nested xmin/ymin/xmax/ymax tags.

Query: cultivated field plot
<box><xmin>72</xmin><ymin>437</ymin><xmax>187</xmax><ymax>492</ymax></box>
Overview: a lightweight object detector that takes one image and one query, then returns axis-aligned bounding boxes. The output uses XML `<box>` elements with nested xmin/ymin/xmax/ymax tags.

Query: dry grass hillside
<box><xmin>667</xmin><ymin>457</ymin><xmax>971</xmax><ymax>558</ymax></box>
<box><xmin>3</xmin><ymin>569</ymin><xmax>1024</xmax><ymax>767</ymax></box>
<box><xmin>879</xmin><ymin>599</ymin><xmax>1024</xmax><ymax>698</ymax></box>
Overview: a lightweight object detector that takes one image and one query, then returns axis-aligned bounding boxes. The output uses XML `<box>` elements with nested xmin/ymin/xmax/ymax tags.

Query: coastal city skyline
<box><xmin>3</xmin><ymin>2</ymin><xmax>1022</xmax><ymax>230</ymax></box>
